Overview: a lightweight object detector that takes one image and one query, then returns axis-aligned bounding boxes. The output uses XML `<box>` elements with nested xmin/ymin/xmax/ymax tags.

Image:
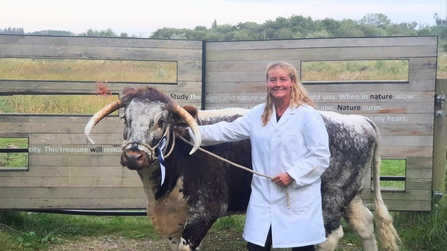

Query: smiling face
<box><xmin>267</xmin><ymin>67</ymin><xmax>294</xmax><ymax>103</ymax></box>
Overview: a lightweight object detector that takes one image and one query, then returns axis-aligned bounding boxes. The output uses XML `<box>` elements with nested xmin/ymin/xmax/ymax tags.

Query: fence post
<box><xmin>433</xmin><ymin>78</ymin><xmax>447</xmax><ymax>196</ymax></box>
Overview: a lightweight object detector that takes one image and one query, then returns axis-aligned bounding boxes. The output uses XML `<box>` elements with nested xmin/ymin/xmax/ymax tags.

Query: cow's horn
<box><xmin>172</xmin><ymin>103</ymin><xmax>201</xmax><ymax>155</ymax></box>
<box><xmin>85</xmin><ymin>99</ymin><xmax>125</xmax><ymax>144</ymax></box>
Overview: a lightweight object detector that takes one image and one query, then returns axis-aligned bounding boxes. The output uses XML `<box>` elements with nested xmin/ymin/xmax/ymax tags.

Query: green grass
<box><xmin>0</xmin><ymin>211</ymin><xmax>158</xmax><ymax>251</ymax></box>
<box><xmin>380</xmin><ymin>159</ymin><xmax>406</xmax><ymax>190</ymax></box>
<box><xmin>2</xmin><ymin>198</ymin><xmax>447</xmax><ymax>251</ymax></box>
<box><xmin>0</xmin><ymin>58</ymin><xmax>177</xmax><ymax>83</ymax></box>
<box><xmin>301</xmin><ymin>59</ymin><xmax>409</xmax><ymax>81</ymax></box>
<box><xmin>0</xmin><ymin>95</ymin><xmax>118</xmax><ymax>115</ymax></box>
<box><xmin>0</xmin><ymin>138</ymin><xmax>28</xmax><ymax>169</ymax></box>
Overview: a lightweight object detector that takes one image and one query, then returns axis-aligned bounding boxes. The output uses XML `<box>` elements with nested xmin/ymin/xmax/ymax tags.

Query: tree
<box><xmin>336</xmin><ymin>19</ymin><xmax>365</xmax><ymax>37</ymax></box>
<box><xmin>321</xmin><ymin>18</ymin><xmax>340</xmax><ymax>36</ymax></box>
<box><xmin>211</xmin><ymin>20</ymin><xmax>217</xmax><ymax>29</ymax></box>
<box><xmin>359</xmin><ymin>13</ymin><xmax>391</xmax><ymax>28</ymax></box>
<box><xmin>3</xmin><ymin>27</ymin><xmax>25</xmax><ymax>34</ymax></box>
<box><xmin>80</xmin><ymin>28</ymin><xmax>117</xmax><ymax>37</ymax></box>
<box><xmin>29</xmin><ymin>30</ymin><xmax>74</xmax><ymax>36</ymax></box>
<box><xmin>272</xmin><ymin>28</ymin><xmax>294</xmax><ymax>39</ymax></box>
<box><xmin>289</xmin><ymin>15</ymin><xmax>314</xmax><ymax>37</ymax></box>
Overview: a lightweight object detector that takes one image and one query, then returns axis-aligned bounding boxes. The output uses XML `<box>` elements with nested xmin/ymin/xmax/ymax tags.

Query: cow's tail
<box><xmin>369</xmin><ymin>120</ymin><xmax>400</xmax><ymax>251</ymax></box>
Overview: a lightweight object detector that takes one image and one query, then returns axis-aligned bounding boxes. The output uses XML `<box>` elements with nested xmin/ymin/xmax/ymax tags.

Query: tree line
<box><xmin>1</xmin><ymin>13</ymin><xmax>446</xmax><ymax>51</ymax></box>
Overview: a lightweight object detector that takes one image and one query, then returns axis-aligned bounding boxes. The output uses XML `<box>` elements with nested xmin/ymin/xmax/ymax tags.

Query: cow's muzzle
<box><xmin>120</xmin><ymin>148</ymin><xmax>152</xmax><ymax>170</ymax></box>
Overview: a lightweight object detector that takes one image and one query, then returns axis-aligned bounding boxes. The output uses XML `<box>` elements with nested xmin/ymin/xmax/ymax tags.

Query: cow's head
<box><xmin>84</xmin><ymin>86</ymin><xmax>201</xmax><ymax>170</ymax></box>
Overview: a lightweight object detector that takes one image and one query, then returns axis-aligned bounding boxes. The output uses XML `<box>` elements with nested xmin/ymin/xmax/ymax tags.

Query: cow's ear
<box><xmin>122</xmin><ymin>87</ymin><xmax>136</xmax><ymax>96</ymax></box>
<box><xmin>182</xmin><ymin>106</ymin><xmax>199</xmax><ymax>119</ymax></box>
<box><xmin>169</xmin><ymin>105</ymin><xmax>198</xmax><ymax>126</ymax></box>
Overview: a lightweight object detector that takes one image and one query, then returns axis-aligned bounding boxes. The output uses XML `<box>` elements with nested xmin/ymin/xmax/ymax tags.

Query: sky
<box><xmin>1</xmin><ymin>0</ymin><xmax>445</xmax><ymax>37</ymax></box>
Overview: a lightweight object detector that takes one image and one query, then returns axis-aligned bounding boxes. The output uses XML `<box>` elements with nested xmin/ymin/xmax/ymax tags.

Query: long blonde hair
<box><xmin>261</xmin><ymin>62</ymin><xmax>315</xmax><ymax>126</ymax></box>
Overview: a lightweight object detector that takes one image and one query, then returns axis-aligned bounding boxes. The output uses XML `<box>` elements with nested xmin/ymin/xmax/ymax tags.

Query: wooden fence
<box><xmin>0</xmin><ymin>35</ymin><xmax>440</xmax><ymax>211</ymax></box>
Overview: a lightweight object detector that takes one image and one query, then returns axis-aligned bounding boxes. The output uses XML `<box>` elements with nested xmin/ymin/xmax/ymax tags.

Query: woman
<box><xmin>197</xmin><ymin>62</ymin><xmax>330</xmax><ymax>251</ymax></box>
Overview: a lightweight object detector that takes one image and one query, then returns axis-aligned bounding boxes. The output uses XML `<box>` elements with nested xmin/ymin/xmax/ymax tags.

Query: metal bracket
<box><xmin>433</xmin><ymin>190</ymin><xmax>443</xmax><ymax>200</ymax></box>
<box><xmin>435</xmin><ymin>92</ymin><xmax>445</xmax><ymax>105</ymax></box>
<box><xmin>435</xmin><ymin>92</ymin><xmax>445</xmax><ymax>117</ymax></box>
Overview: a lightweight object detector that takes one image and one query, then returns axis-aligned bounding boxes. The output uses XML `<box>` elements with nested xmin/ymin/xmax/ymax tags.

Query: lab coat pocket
<box><xmin>288</xmin><ymin>183</ymin><xmax>319</xmax><ymax>212</ymax></box>
<box><xmin>280</xmin><ymin>132</ymin><xmax>306</xmax><ymax>164</ymax></box>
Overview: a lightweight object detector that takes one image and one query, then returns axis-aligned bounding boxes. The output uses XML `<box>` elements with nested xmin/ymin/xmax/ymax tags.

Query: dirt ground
<box><xmin>46</xmin><ymin>230</ymin><xmax>247</xmax><ymax>251</ymax></box>
<box><xmin>47</xmin><ymin>236</ymin><xmax>170</xmax><ymax>251</ymax></box>
<box><xmin>46</xmin><ymin>232</ymin><xmax>359</xmax><ymax>251</ymax></box>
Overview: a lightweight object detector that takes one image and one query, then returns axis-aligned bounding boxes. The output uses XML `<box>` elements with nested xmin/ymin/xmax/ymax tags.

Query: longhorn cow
<box><xmin>85</xmin><ymin>86</ymin><xmax>399</xmax><ymax>251</ymax></box>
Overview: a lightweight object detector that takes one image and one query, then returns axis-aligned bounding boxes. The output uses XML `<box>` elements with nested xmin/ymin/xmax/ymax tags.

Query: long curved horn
<box><xmin>172</xmin><ymin>103</ymin><xmax>201</xmax><ymax>155</ymax></box>
<box><xmin>85</xmin><ymin>99</ymin><xmax>125</xmax><ymax>144</ymax></box>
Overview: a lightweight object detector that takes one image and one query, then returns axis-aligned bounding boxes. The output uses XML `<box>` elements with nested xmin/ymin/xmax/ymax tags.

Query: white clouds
<box><xmin>0</xmin><ymin>0</ymin><xmax>444</xmax><ymax>36</ymax></box>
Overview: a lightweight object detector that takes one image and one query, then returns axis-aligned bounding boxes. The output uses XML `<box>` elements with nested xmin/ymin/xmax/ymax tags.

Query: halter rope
<box><xmin>176</xmin><ymin>135</ymin><xmax>290</xmax><ymax>209</ymax></box>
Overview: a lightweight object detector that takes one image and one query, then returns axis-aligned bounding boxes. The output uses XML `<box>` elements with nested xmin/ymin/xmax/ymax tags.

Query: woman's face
<box><xmin>267</xmin><ymin>67</ymin><xmax>293</xmax><ymax>102</ymax></box>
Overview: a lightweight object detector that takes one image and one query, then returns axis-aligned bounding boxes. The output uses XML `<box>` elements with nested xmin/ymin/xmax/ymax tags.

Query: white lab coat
<box><xmin>197</xmin><ymin>103</ymin><xmax>330</xmax><ymax>248</ymax></box>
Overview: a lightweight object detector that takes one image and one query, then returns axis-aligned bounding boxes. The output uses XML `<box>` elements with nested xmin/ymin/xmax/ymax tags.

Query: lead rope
<box><xmin>177</xmin><ymin>135</ymin><xmax>290</xmax><ymax>209</ymax></box>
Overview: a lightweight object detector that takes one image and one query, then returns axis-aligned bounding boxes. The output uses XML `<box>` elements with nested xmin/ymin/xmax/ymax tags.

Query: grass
<box><xmin>0</xmin><ymin>58</ymin><xmax>177</xmax><ymax>83</ymax></box>
<box><xmin>0</xmin><ymin>211</ymin><xmax>158</xmax><ymax>251</ymax></box>
<box><xmin>0</xmin><ymin>94</ymin><xmax>118</xmax><ymax>115</ymax></box>
<box><xmin>0</xmin><ymin>138</ymin><xmax>28</xmax><ymax>169</ymax></box>
<box><xmin>2</xmin><ymin>198</ymin><xmax>447</xmax><ymax>251</ymax></box>
<box><xmin>380</xmin><ymin>159</ymin><xmax>406</xmax><ymax>190</ymax></box>
<box><xmin>301</xmin><ymin>59</ymin><xmax>410</xmax><ymax>81</ymax></box>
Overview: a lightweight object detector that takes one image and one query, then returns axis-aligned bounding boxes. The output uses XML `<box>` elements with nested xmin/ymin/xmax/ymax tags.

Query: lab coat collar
<box><xmin>271</xmin><ymin>105</ymin><xmax>296</xmax><ymax>130</ymax></box>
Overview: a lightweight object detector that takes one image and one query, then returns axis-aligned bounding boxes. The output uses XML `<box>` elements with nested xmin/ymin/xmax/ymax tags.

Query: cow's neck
<box><xmin>137</xmin><ymin>161</ymin><xmax>189</xmax><ymax>238</ymax></box>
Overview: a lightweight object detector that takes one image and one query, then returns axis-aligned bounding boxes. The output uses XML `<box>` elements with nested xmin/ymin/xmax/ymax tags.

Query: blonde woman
<box><xmin>197</xmin><ymin>62</ymin><xmax>330</xmax><ymax>251</ymax></box>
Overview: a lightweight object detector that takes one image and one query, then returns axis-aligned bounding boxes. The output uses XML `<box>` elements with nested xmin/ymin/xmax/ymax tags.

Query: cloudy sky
<box><xmin>1</xmin><ymin>0</ymin><xmax>445</xmax><ymax>37</ymax></box>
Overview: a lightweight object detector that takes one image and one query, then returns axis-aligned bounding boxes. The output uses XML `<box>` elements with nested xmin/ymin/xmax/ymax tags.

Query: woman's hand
<box><xmin>271</xmin><ymin>172</ymin><xmax>293</xmax><ymax>187</ymax></box>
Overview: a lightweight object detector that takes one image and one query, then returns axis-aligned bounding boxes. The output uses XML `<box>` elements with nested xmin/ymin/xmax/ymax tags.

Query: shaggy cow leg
<box><xmin>168</xmin><ymin>236</ymin><xmax>182</xmax><ymax>251</ymax></box>
<box><xmin>178</xmin><ymin>213</ymin><xmax>218</xmax><ymax>251</ymax></box>
<box><xmin>343</xmin><ymin>195</ymin><xmax>377</xmax><ymax>251</ymax></box>
<box><xmin>315</xmin><ymin>225</ymin><xmax>343</xmax><ymax>251</ymax></box>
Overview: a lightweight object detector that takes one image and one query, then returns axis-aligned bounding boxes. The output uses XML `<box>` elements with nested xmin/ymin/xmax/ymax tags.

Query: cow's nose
<box><xmin>121</xmin><ymin>150</ymin><xmax>148</xmax><ymax>170</ymax></box>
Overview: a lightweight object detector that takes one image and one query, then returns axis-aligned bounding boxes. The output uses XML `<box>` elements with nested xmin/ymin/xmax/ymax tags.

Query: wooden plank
<box><xmin>0</xmin><ymin>166</ymin><xmax>134</xmax><ymax>178</ymax></box>
<box><xmin>206</xmin><ymin>60</ymin><xmax>301</xmax><ymax>73</ymax></box>
<box><xmin>209</xmin><ymin>71</ymin><xmax>418</xmax><ymax>83</ymax></box>
<box><xmin>361</xmin><ymin>190</ymin><xmax>431</xmax><ymax>200</ymax></box>
<box><xmin>28</xmin><ymin>145</ymin><xmax>122</xmax><ymax>155</ymax></box>
<box><xmin>0</xmin><ymin>121</ymin><xmax>122</xmax><ymax>134</ymax></box>
<box><xmin>0</xmin><ymin>35</ymin><xmax>203</xmax><ymax>49</ymax></box>
<box><xmin>380</xmin><ymin>146</ymin><xmax>432</xmax><ymax>158</ymax></box>
<box><xmin>203</xmin><ymin>90</ymin><xmax>434</xmax><ymax>104</ymax></box>
<box><xmin>0</xmin><ymin>44</ymin><xmax>202</xmax><ymax>61</ymax></box>
<box><xmin>177</xmin><ymin>59</ymin><xmax>202</xmax><ymax>82</ymax></box>
<box><xmin>206</xmin><ymin>98</ymin><xmax>433</xmax><ymax>114</ymax></box>
<box><xmin>362</xmin><ymin>199</ymin><xmax>431</xmax><ymax>211</ymax></box>
<box><xmin>30</xmin><ymin>134</ymin><xmax>122</xmax><ymax>145</ymax></box>
<box><xmin>0</xmin><ymin>198</ymin><xmax>146</xmax><ymax>209</ymax></box>
<box><xmin>433</xmin><ymin>79</ymin><xmax>447</xmax><ymax>192</ymax></box>
<box><xmin>206</xmin><ymin>37</ymin><xmax>438</xmax><ymax>51</ymax></box>
<box><xmin>380</xmin><ymin>136</ymin><xmax>432</xmax><ymax>147</ymax></box>
<box><xmin>407</xmin><ymin>157</ymin><xmax>433</xmax><ymax>168</ymax></box>
<box><xmin>407</xmin><ymin>168</ymin><xmax>433</xmax><ymax>179</ymax></box>
<box><xmin>379</xmin><ymin>124</ymin><xmax>433</xmax><ymax>136</ymax></box>
<box><xmin>406</xmin><ymin>179</ymin><xmax>432</xmax><ymax>190</ymax></box>
<box><xmin>206</xmin><ymin>46</ymin><xmax>437</xmax><ymax>62</ymax></box>
<box><xmin>0</xmin><ymin>132</ymin><xmax>29</xmax><ymax>138</ymax></box>
<box><xmin>206</xmin><ymin>80</ymin><xmax>435</xmax><ymax>92</ymax></box>
<box><xmin>409</xmin><ymin>57</ymin><xmax>438</xmax><ymax>70</ymax></box>
<box><xmin>0</xmin><ymin>187</ymin><xmax>145</xmax><ymax>198</ymax></box>
<box><xmin>0</xmin><ymin>81</ymin><xmax>202</xmax><ymax>94</ymax></box>
<box><xmin>0</xmin><ymin>175</ymin><xmax>141</xmax><ymax>187</ymax></box>
<box><xmin>409</xmin><ymin>68</ymin><xmax>437</xmax><ymax>80</ymax></box>
<box><xmin>29</xmin><ymin>155</ymin><xmax>121</xmax><ymax>166</ymax></box>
